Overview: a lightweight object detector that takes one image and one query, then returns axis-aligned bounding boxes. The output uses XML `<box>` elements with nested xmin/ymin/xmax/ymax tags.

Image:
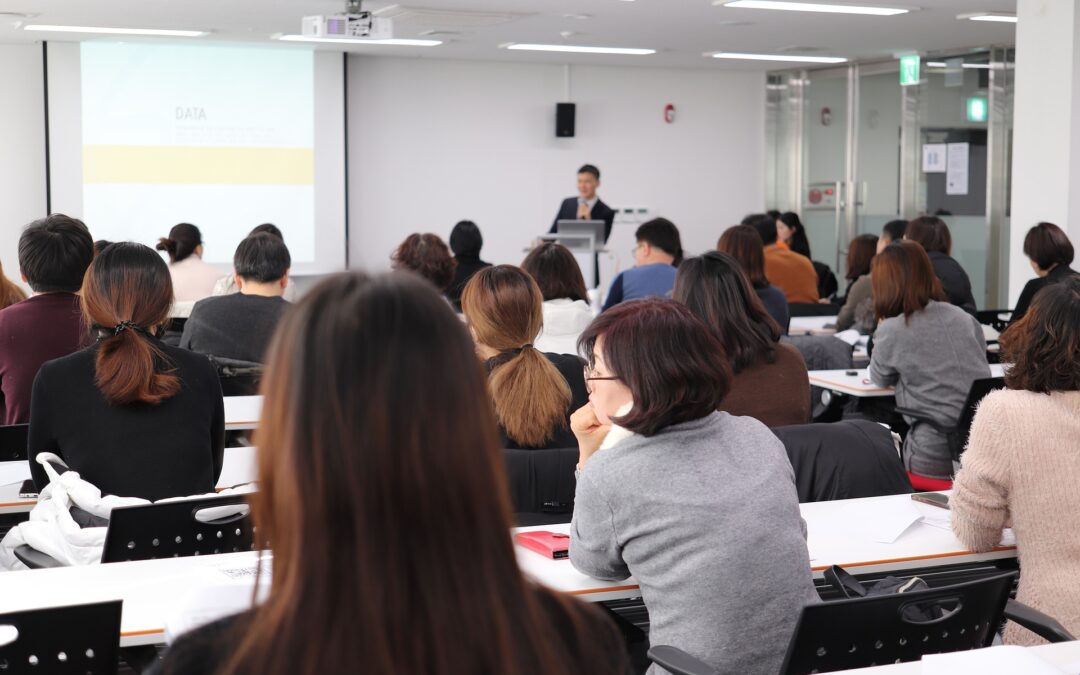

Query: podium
<box><xmin>538</xmin><ymin>219</ymin><xmax>607</xmax><ymax>289</ymax></box>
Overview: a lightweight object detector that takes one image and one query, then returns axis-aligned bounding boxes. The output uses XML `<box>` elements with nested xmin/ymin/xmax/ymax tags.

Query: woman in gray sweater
<box><xmin>568</xmin><ymin>298</ymin><xmax>819</xmax><ymax>674</ymax></box>
<box><xmin>868</xmin><ymin>241</ymin><xmax>990</xmax><ymax>482</ymax></box>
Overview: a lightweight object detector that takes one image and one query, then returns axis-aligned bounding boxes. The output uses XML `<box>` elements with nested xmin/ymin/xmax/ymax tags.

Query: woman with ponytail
<box><xmin>461</xmin><ymin>266</ymin><xmax>589</xmax><ymax>449</ymax></box>
<box><xmin>157</xmin><ymin>222</ymin><xmax>222</xmax><ymax>302</ymax></box>
<box><xmin>28</xmin><ymin>242</ymin><xmax>225</xmax><ymax>500</ymax></box>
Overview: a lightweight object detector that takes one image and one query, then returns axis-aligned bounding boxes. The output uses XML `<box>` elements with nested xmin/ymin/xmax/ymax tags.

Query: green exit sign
<box><xmin>967</xmin><ymin>96</ymin><xmax>988</xmax><ymax>122</ymax></box>
<box><xmin>899</xmin><ymin>55</ymin><xmax>920</xmax><ymax>86</ymax></box>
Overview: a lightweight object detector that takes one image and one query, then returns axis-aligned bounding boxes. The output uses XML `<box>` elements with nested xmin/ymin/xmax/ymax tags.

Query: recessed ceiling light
<box><xmin>958</xmin><ymin>12</ymin><xmax>1017</xmax><ymax>23</ymax></box>
<box><xmin>925</xmin><ymin>61</ymin><xmax>990</xmax><ymax>69</ymax></box>
<box><xmin>718</xmin><ymin>1</ymin><xmax>910</xmax><ymax>16</ymax></box>
<box><xmin>276</xmin><ymin>35</ymin><xmax>442</xmax><ymax>46</ymax></box>
<box><xmin>708</xmin><ymin>51</ymin><xmax>847</xmax><ymax>63</ymax></box>
<box><xmin>505</xmin><ymin>43</ymin><xmax>655</xmax><ymax>55</ymax></box>
<box><xmin>23</xmin><ymin>24</ymin><xmax>208</xmax><ymax>37</ymax></box>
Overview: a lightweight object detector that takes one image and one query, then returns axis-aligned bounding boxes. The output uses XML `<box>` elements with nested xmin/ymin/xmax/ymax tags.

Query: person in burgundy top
<box><xmin>0</xmin><ymin>214</ymin><xmax>94</xmax><ymax>425</ymax></box>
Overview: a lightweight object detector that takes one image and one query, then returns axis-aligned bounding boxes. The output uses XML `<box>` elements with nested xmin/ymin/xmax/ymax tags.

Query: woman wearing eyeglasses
<box><xmin>569</xmin><ymin>298</ymin><xmax>818</xmax><ymax>674</ymax></box>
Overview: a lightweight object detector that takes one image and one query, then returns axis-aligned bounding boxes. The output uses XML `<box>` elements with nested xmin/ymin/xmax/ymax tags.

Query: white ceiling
<box><xmin>0</xmin><ymin>0</ymin><xmax>1017</xmax><ymax>69</ymax></box>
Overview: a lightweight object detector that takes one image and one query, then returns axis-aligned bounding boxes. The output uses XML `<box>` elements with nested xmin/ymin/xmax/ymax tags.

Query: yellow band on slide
<box><xmin>83</xmin><ymin>145</ymin><xmax>315</xmax><ymax>185</ymax></box>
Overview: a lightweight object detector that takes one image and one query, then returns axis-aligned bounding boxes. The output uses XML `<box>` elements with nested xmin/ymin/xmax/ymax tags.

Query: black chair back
<box><xmin>956</xmin><ymin>377</ymin><xmax>1006</xmax><ymax>458</ymax></box>
<box><xmin>780</xmin><ymin>572</ymin><xmax>1016</xmax><ymax>674</ymax></box>
<box><xmin>208</xmin><ymin>355</ymin><xmax>264</xmax><ymax>397</ymax></box>
<box><xmin>101</xmin><ymin>494</ymin><xmax>255</xmax><ymax>563</ymax></box>
<box><xmin>504</xmin><ymin>447</ymin><xmax>577</xmax><ymax>526</ymax></box>
<box><xmin>0</xmin><ymin>423</ymin><xmax>28</xmax><ymax>461</ymax></box>
<box><xmin>0</xmin><ymin>600</ymin><xmax>121</xmax><ymax>674</ymax></box>
<box><xmin>789</xmin><ymin>302</ymin><xmax>841</xmax><ymax>317</ymax></box>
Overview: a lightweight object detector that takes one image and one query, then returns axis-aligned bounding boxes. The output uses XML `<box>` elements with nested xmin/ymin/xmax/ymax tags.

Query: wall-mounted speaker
<box><xmin>556</xmin><ymin>102</ymin><xmax>576</xmax><ymax>138</ymax></box>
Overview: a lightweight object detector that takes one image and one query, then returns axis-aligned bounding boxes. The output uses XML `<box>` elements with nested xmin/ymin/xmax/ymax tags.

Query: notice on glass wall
<box><xmin>946</xmin><ymin>142</ymin><xmax>970</xmax><ymax>196</ymax></box>
<box><xmin>923</xmin><ymin>144</ymin><xmax>947</xmax><ymax>173</ymax></box>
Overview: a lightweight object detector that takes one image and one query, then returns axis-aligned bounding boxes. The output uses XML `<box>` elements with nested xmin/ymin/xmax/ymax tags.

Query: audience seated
<box><xmin>749</xmin><ymin>213</ymin><xmax>819</xmax><ymax>304</ymax></box>
<box><xmin>0</xmin><ymin>260</ymin><xmax>25</xmax><ymax>311</ymax></box>
<box><xmin>0</xmin><ymin>215</ymin><xmax>93</xmax><ymax>425</ymax></box>
<box><xmin>461</xmin><ymin>266</ymin><xmax>587</xmax><ymax>449</ymax></box>
<box><xmin>905</xmin><ymin>216</ymin><xmax>977</xmax><ymax>315</ymax></box>
<box><xmin>211</xmin><ymin>224</ymin><xmax>298</xmax><ymax>302</ymax></box>
<box><xmin>569</xmin><ymin>298</ymin><xmax>818</xmax><ymax>674</ymax></box>
<box><xmin>952</xmin><ymin>277</ymin><xmax>1080</xmax><ymax>645</ymax></box>
<box><xmin>157</xmin><ymin>223</ymin><xmax>223</xmax><ymax>302</ymax></box>
<box><xmin>180</xmin><ymin>233</ymin><xmax>291</xmax><ymax>364</ymax></box>
<box><xmin>445</xmin><ymin>220</ymin><xmax>491</xmax><ymax>311</ymax></box>
<box><xmin>868</xmin><ymin>241</ymin><xmax>989</xmax><ymax>482</ymax></box>
<box><xmin>876</xmin><ymin>219</ymin><xmax>907</xmax><ymax>253</ymax></box>
<box><xmin>390</xmin><ymin>233</ymin><xmax>457</xmax><ymax>295</ymax></box>
<box><xmin>601</xmin><ymin>218</ymin><xmax>682</xmax><ymax>310</ymax></box>
<box><xmin>718</xmin><ymin>224</ymin><xmax>790</xmax><ymax>333</ymax></box>
<box><xmin>673</xmin><ymin>251</ymin><xmax>811</xmax><ymax>427</ymax></box>
<box><xmin>1011</xmin><ymin>222</ymin><xmax>1077</xmax><ymax>322</ymax></box>
<box><xmin>156</xmin><ymin>271</ymin><xmax>628</xmax><ymax>675</ymax></box>
<box><xmin>835</xmin><ymin>233</ymin><xmax>878</xmax><ymax>332</ymax></box>
<box><xmin>521</xmin><ymin>242</ymin><xmax>594</xmax><ymax>354</ymax></box>
<box><xmin>778</xmin><ymin>211</ymin><xmax>838</xmax><ymax>300</ymax></box>
<box><xmin>28</xmin><ymin>243</ymin><xmax>224</xmax><ymax>501</ymax></box>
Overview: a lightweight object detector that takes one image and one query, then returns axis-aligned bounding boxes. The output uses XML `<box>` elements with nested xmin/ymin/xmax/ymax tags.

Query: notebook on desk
<box><xmin>515</xmin><ymin>531</ymin><xmax>570</xmax><ymax>560</ymax></box>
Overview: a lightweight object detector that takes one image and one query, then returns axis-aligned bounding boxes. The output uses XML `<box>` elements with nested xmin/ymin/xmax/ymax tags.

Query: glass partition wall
<box><xmin>766</xmin><ymin>47</ymin><xmax>1014</xmax><ymax>308</ymax></box>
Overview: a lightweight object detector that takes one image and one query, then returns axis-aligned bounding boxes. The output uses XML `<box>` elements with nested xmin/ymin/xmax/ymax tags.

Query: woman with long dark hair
<box><xmin>157</xmin><ymin>223</ymin><xmax>222</xmax><ymax>302</ymax></box>
<box><xmin>835</xmin><ymin>233</ymin><xmax>878</xmax><ymax>332</ymax></box>
<box><xmin>673</xmin><ymin>252</ymin><xmax>810</xmax><ymax>427</ymax></box>
<box><xmin>28</xmin><ymin>242</ymin><xmax>224</xmax><ymax>500</ymax></box>
<box><xmin>521</xmin><ymin>242</ymin><xmax>594</xmax><ymax>354</ymax></box>
<box><xmin>155</xmin><ymin>272</ymin><xmax>628</xmax><ymax>674</ymax></box>
<box><xmin>718</xmin><ymin>225</ymin><xmax>790</xmax><ymax>333</ymax></box>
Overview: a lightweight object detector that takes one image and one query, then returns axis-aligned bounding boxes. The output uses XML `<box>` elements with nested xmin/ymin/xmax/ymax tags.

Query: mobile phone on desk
<box><xmin>911</xmin><ymin>492</ymin><xmax>949</xmax><ymax>509</ymax></box>
<box><xmin>18</xmin><ymin>479</ymin><xmax>38</xmax><ymax>499</ymax></box>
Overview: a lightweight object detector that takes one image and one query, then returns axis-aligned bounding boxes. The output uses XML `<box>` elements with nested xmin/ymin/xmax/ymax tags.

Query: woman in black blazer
<box><xmin>906</xmin><ymin>216</ymin><xmax>977</xmax><ymax>315</ymax></box>
<box><xmin>28</xmin><ymin>243</ymin><xmax>224</xmax><ymax>501</ymax></box>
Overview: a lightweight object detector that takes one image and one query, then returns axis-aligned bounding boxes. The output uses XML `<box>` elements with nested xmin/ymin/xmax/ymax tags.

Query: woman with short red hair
<box><xmin>868</xmin><ymin>241</ymin><xmax>990</xmax><ymax>485</ymax></box>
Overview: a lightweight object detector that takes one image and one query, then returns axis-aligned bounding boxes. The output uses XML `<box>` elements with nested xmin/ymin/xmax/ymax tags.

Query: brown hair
<box><xmin>1000</xmin><ymin>276</ymin><xmax>1080</xmax><ymax>393</ymax></box>
<box><xmin>578</xmin><ymin>298</ymin><xmax>731</xmax><ymax>436</ymax></box>
<box><xmin>718</xmin><ymin>225</ymin><xmax>769</xmax><ymax>288</ymax></box>
<box><xmin>0</xmin><ymin>260</ymin><xmax>26</xmax><ymax>311</ymax></box>
<box><xmin>225</xmin><ymin>272</ymin><xmax>617</xmax><ymax>674</ymax></box>
<box><xmin>461</xmin><ymin>266</ymin><xmax>572</xmax><ymax>448</ymax></box>
<box><xmin>521</xmin><ymin>243</ymin><xmax>589</xmax><ymax>303</ymax></box>
<box><xmin>390</xmin><ymin>233</ymin><xmax>456</xmax><ymax>291</ymax></box>
<box><xmin>846</xmin><ymin>234</ymin><xmax>879</xmax><ymax>281</ymax></box>
<box><xmin>81</xmin><ymin>243</ymin><xmax>180</xmax><ymax>405</ymax></box>
<box><xmin>871</xmin><ymin>240</ymin><xmax>946</xmax><ymax>323</ymax></box>
<box><xmin>906</xmin><ymin>216</ymin><xmax>952</xmax><ymax>255</ymax></box>
<box><xmin>155</xmin><ymin>222</ymin><xmax>202</xmax><ymax>263</ymax></box>
<box><xmin>1023</xmin><ymin>222</ymin><xmax>1074</xmax><ymax>271</ymax></box>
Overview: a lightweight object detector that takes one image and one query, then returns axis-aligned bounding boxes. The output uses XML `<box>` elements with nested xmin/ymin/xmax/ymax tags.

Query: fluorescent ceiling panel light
<box><xmin>960</xmin><ymin>12</ymin><xmax>1017</xmax><ymax>23</ymax></box>
<box><xmin>709</xmin><ymin>52</ymin><xmax>847</xmax><ymax>63</ymax></box>
<box><xmin>276</xmin><ymin>35</ymin><xmax>441</xmax><ymax>46</ymax></box>
<box><xmin>505</xmin><ymin>43</ymin><xmax>654</xmax><ymax>55</ymax></box>
<box><xmin>23</xmin><ymin>24</ymin><xmax>208</xmax><ymax>37</ymax></box>
<box><xmin>719</xmin><ymin>1</ymin><xmax>909</xmax><ymax>16</ymax></box>
<box><xmin>924</xmin><ymin>61</ymin><xmax>989</xmax><ymax>69</ymax></box>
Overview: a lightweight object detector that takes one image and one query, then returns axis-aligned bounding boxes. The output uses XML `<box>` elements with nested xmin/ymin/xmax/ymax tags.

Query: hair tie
<box><xmin>112</xmin><ymin>320</ymin><xmax>149</xmax><ymax>337</ymax></box>
<box><xmin>489</xmin><ymin>343</ymin><xmax>536</xmax><ymax>369</ymax></box>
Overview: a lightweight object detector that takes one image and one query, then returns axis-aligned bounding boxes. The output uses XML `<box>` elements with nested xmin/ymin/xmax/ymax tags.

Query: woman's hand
<box><xmin>571</xmin><ymin>403</ymin><xmax>611</xmax><ymax>469</ymax></box>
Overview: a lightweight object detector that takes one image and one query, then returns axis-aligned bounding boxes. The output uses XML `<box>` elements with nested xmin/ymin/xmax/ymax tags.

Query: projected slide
<box><xmin>80</xmin><ymin>43</ymin><xmax>316</xmax><ymax>264</ymax></box>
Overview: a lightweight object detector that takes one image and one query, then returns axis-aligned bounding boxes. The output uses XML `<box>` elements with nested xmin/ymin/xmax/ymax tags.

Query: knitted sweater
<box><xmin>951</xmin><ymin>389</ymin><xmax>1080</xmax><ymax>645</ymax></box>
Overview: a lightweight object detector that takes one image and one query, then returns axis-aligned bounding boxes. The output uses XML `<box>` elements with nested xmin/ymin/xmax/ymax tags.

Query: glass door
<box><xmin>801</xmin><ymin>66</ymin><xmax>849</xmax><ymax>276</ymax></box>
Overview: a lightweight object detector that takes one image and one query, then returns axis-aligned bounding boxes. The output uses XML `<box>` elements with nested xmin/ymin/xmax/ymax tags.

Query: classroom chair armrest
<box><xmin>1004</xmin><ymin>599</ymin><xmax>1076</xmax><ymax>643</ymax></box>
<box><xmin>12</xmin><ymin>544</ymin><xmax>64</xmax><ymax>569</ymax></box>
<box><xmin>647</xmin><ymin>646</ymin><xmax>718</xmax><ymax>675</ymax></box>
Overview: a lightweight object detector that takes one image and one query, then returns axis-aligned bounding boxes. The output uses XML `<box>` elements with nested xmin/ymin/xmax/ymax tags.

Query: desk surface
<box><xmin>514</xmin><ymin>492</ymin><xmax>1016</xmax><ymax>602</ymax></box>
<box><xmin>790</xmin><ymin>317</ymin><xmax>1000</xmax><ymax>343</ymax></box>
<box><xmin>837</xmin><ymin>640</ymin><xmax>1080</xmax><ymax>673</ymax></box>
<box><xmin>809</xmin><ymin>364</ymin><xmax>1006</xmax><ymax>398</ymax></box>
<box><xmin>223</xmin><ymin>395</ymin><xmax>262</xmax><ymax>431</ymax></box>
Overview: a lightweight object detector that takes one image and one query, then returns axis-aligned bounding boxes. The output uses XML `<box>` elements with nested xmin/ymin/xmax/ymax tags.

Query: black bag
<box><xmin>824</xmin><ymin>565</ymin><xmax>945</xmax><ymax>622</ymax></box>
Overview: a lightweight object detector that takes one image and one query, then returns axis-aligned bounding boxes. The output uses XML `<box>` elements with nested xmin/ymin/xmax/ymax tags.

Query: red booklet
<box><xmin>515</xmin><ymin>531</ymin><xmax>571</xmax><ymax>560</ymax></box>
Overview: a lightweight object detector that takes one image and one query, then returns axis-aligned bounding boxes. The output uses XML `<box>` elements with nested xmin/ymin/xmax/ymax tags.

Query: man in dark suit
<box><xmin>549</xmin><ymin>164</ymin><xmax>616</xmax><ymax>243</ymax></box>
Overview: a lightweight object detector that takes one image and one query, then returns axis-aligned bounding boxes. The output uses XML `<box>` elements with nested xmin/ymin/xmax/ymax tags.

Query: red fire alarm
<box><xmin>664</xmin><ymin>103</ymin><xmax>676</xmax><ymax>124</ymax></box>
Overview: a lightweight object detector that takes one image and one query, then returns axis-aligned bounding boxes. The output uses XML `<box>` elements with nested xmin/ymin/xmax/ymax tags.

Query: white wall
<box><xmin>0</xmin><ymin>44</ymin><xmax>47</xmax><ymax>291</ymax></box>
<box><xmin>346</xmin><ymin>56</ymin><xmax>765</xmax><ymax>273</ymax></box>
<box><xmin>1010</xmin><ymin>0</ymin><xmax>1080</xmax><ymax>305</ymax></box>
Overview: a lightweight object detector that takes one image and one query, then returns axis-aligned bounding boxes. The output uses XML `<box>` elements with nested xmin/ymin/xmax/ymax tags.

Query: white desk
<box><xmin>809</xmin><ymin>364</ymin><xmax>1006</xmax><ymax>398</ymax></box>
<box><xmin>836</xmin><ymin>641</ymin><xmax>1080</xmax><ymax>673</ymax></box>
<box><xmin>514</xmin><ymin>492</ymin><xmax>1016</xmax><ymax>602</ymax></box>
<box><xmin>223</xmin><ymin>395</ymin><xmax>262</xmax><ymax>431</ymax></box>
<box><xmin>789</xmin><ymin>316</ymin><xmax>838</xmax><ymax>336</ymax></box>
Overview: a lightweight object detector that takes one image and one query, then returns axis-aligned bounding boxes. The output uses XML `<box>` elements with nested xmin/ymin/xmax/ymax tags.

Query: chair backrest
<box><xmin>503</xmin><ymin>447</ymin><xmax>578</xmax><ymax>527</ymax></box>
<box><xmin>0</xmin><ymin>423</ymin><xmax>28</xmax><ymax>461</ymax></box>
<box><xmin>956</xmin><ymin>377</ymin><xmax>1006</xmax><ymax>459</ymax></box>
<box><xmin>789</xmin><ymin>302</ymin><xmax>840</xmax><ymax>317</ymax></box>
<box><xmin>781</xmin><ymin>572</ymin><xmax>1016</xmax><ymax>674</ymax></box>
<box><xmin>101</xmin><ymin>494</ymin><xmax>255</xmax><ymax>563</ymax></box>
<box><xmin>772</xmin><ymin>420</ymin><xmax>913</xmax><ymax>503</ymax></box>
<box><xmin>0</xmin><ymin>600</ymin><xmax>121</xmax><ymax>674</ymax></box>
<box><xmin>207</xmin><ymin>355</ymin><xmax>264</xmax><ymax>397</ymax></box>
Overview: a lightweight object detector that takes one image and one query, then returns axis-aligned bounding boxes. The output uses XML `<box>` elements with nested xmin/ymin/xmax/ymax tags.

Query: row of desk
<box><xmin>0</xmin><ymin>491</ymin><xmax>1016</xmax><ymax>648</ymax></box>
<box><xmin>809</xmin><ymin>363</ymin><xmax>1007</xmax><ymax>398</ymax></box>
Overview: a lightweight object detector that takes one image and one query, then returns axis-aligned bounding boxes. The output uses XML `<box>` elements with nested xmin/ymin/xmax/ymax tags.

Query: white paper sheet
<box><xmin>923</xmin><ymin>143</ymin><xmax>947</xmax><ymax>173</ymax></box>
<box><xmin>946</xmin><ymin>142</ymin><xmax>970</xmax><ymax>195</ymax></box>
<box><xmin>0</xmin><ymin>462</ymin><xmax>30</xmax><ymax>487</ymax></box>
<box><xmin>922</xmin><ymin>645</ymin><xmax>1066</xmax><ymax>674</ymax></box>
<box><xmin>849</xmin><ymin>498</ymin><xmax>923</xmax><ymax>544</ymax></box>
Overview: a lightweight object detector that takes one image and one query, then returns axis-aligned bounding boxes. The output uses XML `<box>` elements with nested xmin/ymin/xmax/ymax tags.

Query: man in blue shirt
<box><xmin>602</xmin><ymin>218</ymin><xmax>682</xmax><ymax>311</ymax></box>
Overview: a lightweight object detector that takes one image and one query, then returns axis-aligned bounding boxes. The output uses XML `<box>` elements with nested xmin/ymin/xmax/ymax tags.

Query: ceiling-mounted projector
<box><xmin>301</xmin><ymin>0</ymin><xmax>392</xmax><ymax>39</ymax></box>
